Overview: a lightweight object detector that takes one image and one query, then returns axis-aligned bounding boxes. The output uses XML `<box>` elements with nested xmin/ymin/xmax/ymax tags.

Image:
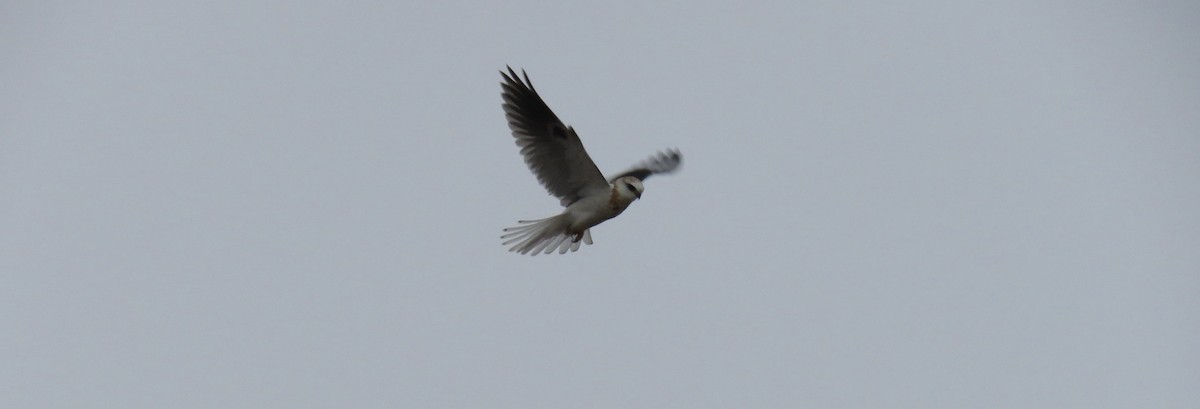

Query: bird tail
<box><xmin>501</xmin><ymin>215</ymin><xmax>593</xmax><ymax>256</ymax></box>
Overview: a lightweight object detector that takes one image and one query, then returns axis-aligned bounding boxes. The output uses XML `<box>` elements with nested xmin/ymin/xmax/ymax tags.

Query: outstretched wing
<box><xmin>609</xmin><ymin>148</ymin><xmax>682</xmax><ymax>182</ymax></box>
<box><xmin>501</xmin><ymin>66</ymin><xmax>609</xmax><ymax>206</ymax></box>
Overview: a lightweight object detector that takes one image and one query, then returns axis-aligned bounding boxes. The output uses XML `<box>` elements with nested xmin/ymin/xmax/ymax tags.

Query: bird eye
<box><xmin>625</xmin><ymin>182</ymin><xmax>636</xmax><ymax>191</ymax></box>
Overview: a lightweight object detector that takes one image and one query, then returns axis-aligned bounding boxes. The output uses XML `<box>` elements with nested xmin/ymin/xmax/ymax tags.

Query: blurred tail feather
<box><xmin>501</xmin><ymin>215</ymin><xmax>591</xmax><ymax>256</ymax></box>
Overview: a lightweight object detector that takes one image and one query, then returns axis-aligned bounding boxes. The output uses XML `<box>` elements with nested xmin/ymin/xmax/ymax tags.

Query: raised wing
<box><xmin>609</xmin><ymin>148</ymin><xmax>682</xmax><ymax>182</ymax></box>
<box><xmin>501</xmin><ymin>67</ymin><xmax>609</xmax><ymax>206</ymax></box>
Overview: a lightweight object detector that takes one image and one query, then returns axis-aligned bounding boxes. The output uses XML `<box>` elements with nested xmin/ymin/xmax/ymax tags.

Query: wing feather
<box><xmin>501</xmin><ymin>67</ymin><xmax>608</xmax><ymax>206</ymax></box>
<box><xmin>608</xmin><ymin>148</ymin><xmax>683</xmax><ymax>182</ymax></box>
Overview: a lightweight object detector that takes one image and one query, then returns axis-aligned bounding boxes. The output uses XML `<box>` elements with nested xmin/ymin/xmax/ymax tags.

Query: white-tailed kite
<box><xmin>499</xmin><ymin>66</ymin><xmax>682</xmax><ymax>256</ymax></box>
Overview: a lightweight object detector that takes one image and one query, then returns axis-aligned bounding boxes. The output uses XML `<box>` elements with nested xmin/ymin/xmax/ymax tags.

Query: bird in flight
<box><xmin>499</xmin><ymin>66</ymin><xmax>682</xmax><ymax>256</ymax></box>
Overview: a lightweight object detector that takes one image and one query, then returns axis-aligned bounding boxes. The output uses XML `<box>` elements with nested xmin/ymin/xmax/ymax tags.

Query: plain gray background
<box><xmin>3</xmin><ymin>1</ymin><xmax>1197</xmax><ymax>408</ymax></box>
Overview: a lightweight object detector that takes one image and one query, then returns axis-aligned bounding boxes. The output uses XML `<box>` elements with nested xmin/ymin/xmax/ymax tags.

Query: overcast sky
<box><xmin>2</xmin><ymin>1</ymin><xmax>1198</xmax><ymax>408</ymax></box>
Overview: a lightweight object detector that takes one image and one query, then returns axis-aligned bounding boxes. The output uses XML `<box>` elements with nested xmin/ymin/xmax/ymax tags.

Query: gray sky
<box><xmin>3</xmin><ymin>1</ymin><xmax>1198</xmax><ymax>408</ymax></box>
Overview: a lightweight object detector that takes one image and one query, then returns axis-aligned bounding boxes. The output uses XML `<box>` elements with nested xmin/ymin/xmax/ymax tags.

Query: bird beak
<box><xmin>634</xmin><ymin>191</ymin><xmax>642</xmax><ymax>199</ymax></box>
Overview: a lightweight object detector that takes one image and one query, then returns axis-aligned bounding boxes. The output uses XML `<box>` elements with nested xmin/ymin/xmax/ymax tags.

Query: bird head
<box><xmin>615</xmin><ymin>176</ymin><xmax>644</xmax><ymax>200</ymax></box>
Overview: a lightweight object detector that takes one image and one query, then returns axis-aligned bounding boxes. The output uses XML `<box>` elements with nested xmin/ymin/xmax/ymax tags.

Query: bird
<box><xmin>498</xmin><ymin>66</ymin><xmax>682</xmax><ymax>256</ymax></box>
